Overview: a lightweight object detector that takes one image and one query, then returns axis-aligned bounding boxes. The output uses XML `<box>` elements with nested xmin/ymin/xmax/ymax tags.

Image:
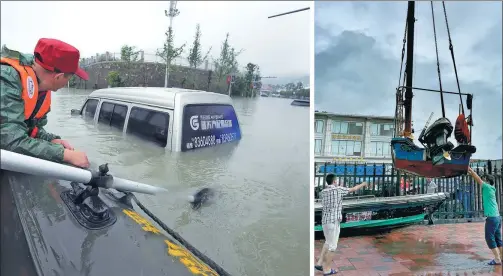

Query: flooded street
<box><xmin>46</xmin><ymin>88</ymin><xmax>310</xmax><ymax>276</ymax></box>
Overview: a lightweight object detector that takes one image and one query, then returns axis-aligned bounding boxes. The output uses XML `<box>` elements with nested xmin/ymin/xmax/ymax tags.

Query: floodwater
<box><xmin>46</xmin><ymin>88</ymin><xmax>310</xmax><ymax>276</ymax></box>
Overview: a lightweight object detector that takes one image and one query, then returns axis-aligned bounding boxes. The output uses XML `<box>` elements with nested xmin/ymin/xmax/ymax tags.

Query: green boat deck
<box><xmin>314</xmin><ymin>213</ymin><xmax>425</xmax><ymax>231</ymax></box>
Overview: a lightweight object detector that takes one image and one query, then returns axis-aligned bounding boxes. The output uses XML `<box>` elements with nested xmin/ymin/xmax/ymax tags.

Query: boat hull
<box><xmin>0</xmin><ymin>170</ymin><xmax>218</xmax><ymax>276</ymax></box>
<box><xmin>315</xmin><ymin>213</ymin><xmax>426</xmax><ymax>238</ymax></box>
<box><xmin>290</xmin><ymin>100</ymin><xmax>310</xmax><ymax>106</ymax></box>
<box><xmin>314</xmin><ymin>193</ymin><xmax>448</xmax><ymax>238</ymax></box>
<box><xmin>391</xmin><ymin>137</ymin><xmax>472</xmax><ymax>178</ymax></box>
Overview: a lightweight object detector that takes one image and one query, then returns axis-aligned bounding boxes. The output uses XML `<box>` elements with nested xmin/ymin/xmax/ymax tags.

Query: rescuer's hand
<box><xmin>52</xmin><ymin>139</ymin><xmax>75</xmax><ymax>150</ymax></box>
<box><xmin>63</xmin><ymin>149</ymin><xmax>90</xmax><ymax>168</ymax></box>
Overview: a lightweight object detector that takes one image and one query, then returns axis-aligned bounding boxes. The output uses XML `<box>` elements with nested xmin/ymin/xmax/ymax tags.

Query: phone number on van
<box><xmin>189</xmin><ymin>133</ymin><xmax>238</xmax><ymax>149</ymax></box>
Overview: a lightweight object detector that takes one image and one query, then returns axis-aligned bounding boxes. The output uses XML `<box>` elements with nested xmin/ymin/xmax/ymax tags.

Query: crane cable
<box><xmin>430</xmin><ymin>1</ymin><xmax>446</xmax><ymax>118</ymax></box>
<box><xmin>442</xmin><ymin>1</ymin><xmax>465</xmax><ymax>115</ymax></box>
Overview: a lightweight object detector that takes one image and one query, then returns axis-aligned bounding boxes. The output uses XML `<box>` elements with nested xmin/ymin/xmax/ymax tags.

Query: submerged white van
<box><xmin>71</xmin><ymin>87</ymin><xmax>242</xmax><ymax>152</ymax></box>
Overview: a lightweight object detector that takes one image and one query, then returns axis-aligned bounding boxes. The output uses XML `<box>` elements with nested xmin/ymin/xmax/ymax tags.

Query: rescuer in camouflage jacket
<box><xmin>0</xmin><ymin>38</ymin><xmax>90</xmax><ymax>168</ymax></box>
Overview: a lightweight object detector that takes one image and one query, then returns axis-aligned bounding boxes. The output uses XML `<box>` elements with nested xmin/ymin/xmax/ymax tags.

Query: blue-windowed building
<box><xmin>314</xmin><ymin>111</ymin><xmax>395</xmax><ymax>163</ymax></box>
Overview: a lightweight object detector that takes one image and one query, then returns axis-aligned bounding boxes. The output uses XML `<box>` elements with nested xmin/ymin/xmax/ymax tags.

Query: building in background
<box><xmin>260</xmin><ymin>84</ymin><xmax>273</xmax><ymax>97</ymax></box>
<box><xmin>314</xmin><ymin>111</ymin><xmax>395</xmax><ymax>163</ymax></box>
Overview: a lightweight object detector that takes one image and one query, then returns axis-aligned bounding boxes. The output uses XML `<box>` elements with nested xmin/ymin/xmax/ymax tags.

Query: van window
<box><xmin>181</xmin><ymin>104</ymin><xmax>241</xmax><ymax>151</ymax></box>
<box><xmin>82</xmin><ymin>99</ymin><xmax>99</xmax><ymax>119</ymax></box>
<box><xmin>98</xmin><ymin>102</ymin><xmax>114</xmax><ymax>124</ymax></box>
<box><xmin>126</xmin><ymin>107</ymin><xmax>169</xmax><ymax>147</ymax></box>
<box><xmin>98</xmin><ymin>102</ymin><xmax>128</xmax><ymax>130</ymax></box>
<box><xmin>110</xmin><ymin>104</ymin><xmax>128</xmax><ymax>130</ymax></box>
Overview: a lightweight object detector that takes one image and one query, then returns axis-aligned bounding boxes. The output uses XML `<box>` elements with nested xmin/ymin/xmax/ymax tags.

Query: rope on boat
<box><xmin>128</xmin><ymin>193</ymin><xmax>232</xmax><ymax>276</ymax></box>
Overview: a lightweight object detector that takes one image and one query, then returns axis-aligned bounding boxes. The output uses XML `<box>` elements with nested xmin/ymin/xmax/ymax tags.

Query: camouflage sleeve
<box><xmin>0</xmin><ymin>64</ymin><xmax>65</xmax><ymax>163</ymax></box>
<box><xmin>35</xmin><ymin>111</ymin><xmax>61</xmax><ymax>142</ymax></box>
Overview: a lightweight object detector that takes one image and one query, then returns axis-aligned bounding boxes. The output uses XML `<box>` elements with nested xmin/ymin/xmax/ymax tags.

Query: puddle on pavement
<box><xmin>371</xmin><ymin>226</ymin><xmax>490</xmax><ymax>271</ymax></box>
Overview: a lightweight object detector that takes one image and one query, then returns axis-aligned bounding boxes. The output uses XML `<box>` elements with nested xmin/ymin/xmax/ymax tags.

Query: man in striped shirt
<box><xmin>315</xmin><ymin>174</ymin><xmax>368</xmax><ymax>275</ymax></box>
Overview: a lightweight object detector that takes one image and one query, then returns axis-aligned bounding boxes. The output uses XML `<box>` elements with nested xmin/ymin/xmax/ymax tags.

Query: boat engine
<box><xmin>418</xmin><ymin>117</ymin><xmax>454</xmax><ymax>165</ymax></box>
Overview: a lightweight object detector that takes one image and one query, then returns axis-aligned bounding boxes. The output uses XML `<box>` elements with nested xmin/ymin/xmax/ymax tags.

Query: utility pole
<box><xmin>228</xmin><ymin>80</ymin><xmax>232</xmax><ymax>96</ymax></box>
<box><xmin>403</xmin><ymin>1</ymin><xmax>415</xmax><ymax>138</ymax></box>
<box><xmin>165</xmin><ymin>1</ymin><xmax>178</xmax><ymax>88</ymax></box>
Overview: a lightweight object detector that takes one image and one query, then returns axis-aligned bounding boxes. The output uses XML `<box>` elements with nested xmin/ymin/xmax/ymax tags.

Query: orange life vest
<box><xmin>0</xmin><ymin>57</ymin><xmax>52</xmax><ymax>138</ymax></box>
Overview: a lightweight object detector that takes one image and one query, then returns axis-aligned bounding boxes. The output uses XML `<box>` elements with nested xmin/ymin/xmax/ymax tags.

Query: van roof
<box><xmin>88</xmin><ymin>87</ymin><xmax>233</xmax><ymax>109</ymax></box>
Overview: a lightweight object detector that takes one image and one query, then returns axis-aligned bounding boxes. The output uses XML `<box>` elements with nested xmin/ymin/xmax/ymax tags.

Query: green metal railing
<box><xmin>314</xmin><ymin>160</ymin><xmax>503</xmax><ymax>220</ymax></box>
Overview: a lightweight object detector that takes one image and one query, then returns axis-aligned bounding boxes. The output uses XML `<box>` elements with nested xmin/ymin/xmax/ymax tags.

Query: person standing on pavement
<box><xmin>1</xmin><ymin>38</ymin><xmax>90</xmax><ymax>168</ymax></box>
<box><xmin>426</xmin><ymin>177</ymin><xmax>438</xmax><ymax>193</ymax></box>
<box><xmin>467</xmin><ymin>167</ymin><xmax>502</xmax><ymax>265</ymax></box>
<box><xmin>315</xmin><ymin>174</ymin><xmax>369</xmax><ymax>275</ymax></box>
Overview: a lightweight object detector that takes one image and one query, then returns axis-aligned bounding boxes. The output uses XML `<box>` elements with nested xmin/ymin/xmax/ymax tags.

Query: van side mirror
<box><xmin>70</xmin><ymin>109</ymin><xmax>81</xmax><ymax>116</ymax></box>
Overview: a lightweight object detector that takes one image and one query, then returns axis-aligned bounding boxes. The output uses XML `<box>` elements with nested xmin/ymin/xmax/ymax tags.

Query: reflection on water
<box><xmin>44</xmin><ymin>88</ymin><xmax>310</xmax><ymax>276</ymax></box>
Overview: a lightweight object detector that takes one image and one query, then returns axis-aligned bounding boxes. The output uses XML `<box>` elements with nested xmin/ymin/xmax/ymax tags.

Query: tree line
<box><xmin>105</xmin><ymin>7</ymin><xmax>261</xmax><ymax>97</ymax></box>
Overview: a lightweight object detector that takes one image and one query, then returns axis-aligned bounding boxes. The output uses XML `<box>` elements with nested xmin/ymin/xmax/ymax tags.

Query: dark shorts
<box><xmin>485</xmin><ymin>216</ymin><xmax>502</xmax><ymax>249</ymax></box>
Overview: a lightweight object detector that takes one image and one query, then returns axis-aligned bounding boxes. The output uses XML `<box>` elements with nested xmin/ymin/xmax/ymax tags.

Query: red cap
<box><xmin>34</xmin><ymin>38</ymin><xmax>89</xmax><ymax>80</ymax></box>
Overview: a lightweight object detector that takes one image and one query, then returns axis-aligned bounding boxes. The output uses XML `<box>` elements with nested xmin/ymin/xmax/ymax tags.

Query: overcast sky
<box><xmin>315</xmin><ymin>1</ymin><xmax>502</xmax><ymax>159</ymax></box>
<box><xmin>1</xmin><ymin>1</ymin><xmax>310</xmax><ymax>79</ymax></box>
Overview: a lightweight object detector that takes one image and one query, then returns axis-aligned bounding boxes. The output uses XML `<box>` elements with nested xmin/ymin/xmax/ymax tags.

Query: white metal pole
<box><xmin>1</xmin><ymin>149</ymin><xmax>92</xmax><ymax>183</ymax></box>
<box><xmin>0</xmin><ymin>149</ymin><xmax>168</xmax><ymax>195</ymax></box>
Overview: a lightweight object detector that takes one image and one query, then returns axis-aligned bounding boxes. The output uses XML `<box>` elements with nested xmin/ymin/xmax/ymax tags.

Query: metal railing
<box><xmin>314</xmin><ymin>160</ymin><xmax>503</xmax><ymax>220</ymax></box>
<box><xmin>79</xmin><ymin>51</ymin><xmax>214</xmax><ymax>71</ymax></box>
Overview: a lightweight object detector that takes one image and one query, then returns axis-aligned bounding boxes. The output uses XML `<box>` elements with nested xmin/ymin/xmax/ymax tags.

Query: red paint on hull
<box><xmin>394</xmin><ymin>159</ymin><xmax>468</xmax><ymax>178</ymax></box>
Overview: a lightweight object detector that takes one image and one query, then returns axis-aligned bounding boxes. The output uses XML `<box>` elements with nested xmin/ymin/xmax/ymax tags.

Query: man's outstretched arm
<box><xmin>467</xmin><ymin>167</ymin><xmax>484</xmax><ymax>185</ymax></box>
<box><xmin>349</xmin><ymin>182</ymin><xmax>368</xmax><ymax>193</ymax></box>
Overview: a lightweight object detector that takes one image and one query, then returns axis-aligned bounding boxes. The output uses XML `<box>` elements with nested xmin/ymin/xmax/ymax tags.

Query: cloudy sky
<box><xmin>1</xmin><ymin>1</ymin><xmax>310</xmax><ymax>79</ymax></box>
<box><xmin>315</xmin><ymin>1</ymin><xmax>502</xmax><ymax>159</ymax></box>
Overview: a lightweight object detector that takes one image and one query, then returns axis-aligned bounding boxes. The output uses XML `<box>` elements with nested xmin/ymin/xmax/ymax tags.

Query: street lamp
<box><xmin>164</xmin><ymin>1</ymin><xmax>179</xmax><ymax>88</ymax></box>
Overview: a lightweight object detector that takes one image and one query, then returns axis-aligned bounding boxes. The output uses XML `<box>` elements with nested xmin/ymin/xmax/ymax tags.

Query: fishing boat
<box><xmin>314</xmin><ymin>163</ymin><xmax>449</xmax><ymax>237</ymax></box>
<box><xmin>314</xmin><ymin>192</ymin><xmax>448</xmax><ymax>238</ymax></box>
<box><xmin>0</xmin><ymin>150</ymin><xmax>229</xmax><ymax>276</ymax></box>
<box><xmin>313</xmin><ymin>1</ymin><xmax>473</xmax><ymax>238</ymax></box>
<box><xmin>391</xmin><ymin>1</ymin><xmax>476</xmax><ymax>178</ymax></box>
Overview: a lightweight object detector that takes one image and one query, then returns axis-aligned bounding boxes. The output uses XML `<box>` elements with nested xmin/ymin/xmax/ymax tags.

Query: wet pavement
<box><xmin>314</xmin><ymin>222</ymin><xmax>502</xmax><ymax>276</ymax></box>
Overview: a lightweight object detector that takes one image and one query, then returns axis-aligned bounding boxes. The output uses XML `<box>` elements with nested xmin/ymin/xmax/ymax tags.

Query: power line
<box><xmin>268</xmin><ymin>7</ymin><xmax>310</xmax><ymax>19</ymax></box>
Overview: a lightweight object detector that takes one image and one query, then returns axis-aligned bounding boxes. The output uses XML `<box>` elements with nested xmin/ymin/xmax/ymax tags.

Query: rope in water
<box><xmin>128</xmin><ymin>193</ymin><xmax>232</xmax><ymax>276</ymax></box>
